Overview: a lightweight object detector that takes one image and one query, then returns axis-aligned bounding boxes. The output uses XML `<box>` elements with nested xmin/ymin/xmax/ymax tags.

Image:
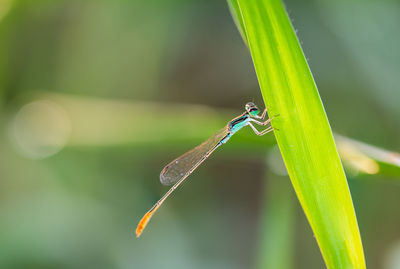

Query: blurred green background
<box><xmin>0</xmin><ymin>0</ymin><xmax>399</xmax><ymax>268</ymax></box>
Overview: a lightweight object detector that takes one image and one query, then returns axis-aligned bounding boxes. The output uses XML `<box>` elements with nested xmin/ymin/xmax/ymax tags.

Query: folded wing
<box><xmin>160</xmin><ymin>127</ymin><xmax>229</xmax><ymax>185</ymax></box>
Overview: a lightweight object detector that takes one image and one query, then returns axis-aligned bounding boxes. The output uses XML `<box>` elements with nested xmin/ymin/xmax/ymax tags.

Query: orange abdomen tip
<box><xmin>136</xmin><ymin>211</ymin><xmax>154</xmax><ymax>238</ymax></box>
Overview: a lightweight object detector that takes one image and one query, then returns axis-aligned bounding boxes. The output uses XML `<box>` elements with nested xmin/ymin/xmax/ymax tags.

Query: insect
<box><xmin>136</xmin><ymin>102</ymin><xmax>277</xmax><ymax>237</ymax></box>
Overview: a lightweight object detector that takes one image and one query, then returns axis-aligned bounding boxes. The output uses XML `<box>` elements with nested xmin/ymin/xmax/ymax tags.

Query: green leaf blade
<box><xmin>229</xmin><ymin>0</ymin><xmax>366</xmax><ymax>268</ymax></box>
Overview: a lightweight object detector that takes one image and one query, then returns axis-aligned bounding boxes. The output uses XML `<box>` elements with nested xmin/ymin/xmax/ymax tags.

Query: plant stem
<box><xmin>228</xmin><ymin>0</ymin><xmax>366</xmax><ymax>268</ymax></box>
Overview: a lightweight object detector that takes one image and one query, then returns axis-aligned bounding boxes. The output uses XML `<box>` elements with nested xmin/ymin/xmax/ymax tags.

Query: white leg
<box><xmin>248</xmin><ymin>123</ymin><xmax>274</xmax><ymax>136</ymax></box>
<box><xmin>250</xmin><ymin>117</ymin><xmax>271</xmax><ymax>126</ymax></box>
<box><xmin>250</xmin><ymin>113</ymin><xmax>279</xmax><ymax>126</ymax></box>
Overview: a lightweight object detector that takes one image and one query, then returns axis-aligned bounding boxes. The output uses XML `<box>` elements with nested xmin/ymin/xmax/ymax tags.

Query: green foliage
<box><xmin>228</xmin><ymin>0</ymin><xmax>366</xmax><ymax>268</ymax></box>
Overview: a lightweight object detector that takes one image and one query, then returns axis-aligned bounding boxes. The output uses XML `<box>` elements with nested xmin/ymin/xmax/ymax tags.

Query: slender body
<box><xmin>136</xmin><ymin>102</ymin><xmax>276</xmax><ymax>237</ymax></box>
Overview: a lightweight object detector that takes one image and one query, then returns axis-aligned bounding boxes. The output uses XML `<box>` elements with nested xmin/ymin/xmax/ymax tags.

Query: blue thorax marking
<box><xmin>220</xmin><ymin>113</ymin><xmax>250</xmax><ymax>144</ymax></box>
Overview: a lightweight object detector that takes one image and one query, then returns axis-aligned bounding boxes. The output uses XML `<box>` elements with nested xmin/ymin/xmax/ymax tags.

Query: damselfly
<box><xmin>136</xmin><ymin>102</ymin><xmax>276</xmax><ymax>237</ymax></box>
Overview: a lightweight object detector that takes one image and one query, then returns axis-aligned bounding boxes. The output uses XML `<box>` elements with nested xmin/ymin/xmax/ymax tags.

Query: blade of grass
<box><xmin>336</xmin><ymin>134</ymin><xmax>400</xmax><ymax>178</ymax></box>
<box><xmin>228</xmin><ymin>0</ymin><xmax>366</xmax><ymax>268</ymax></box>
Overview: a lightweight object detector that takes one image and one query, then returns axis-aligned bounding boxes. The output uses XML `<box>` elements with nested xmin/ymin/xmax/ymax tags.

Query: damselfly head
<box><xmin>245</xmin><ymin>102</ymin><xmax>259</xmax><ymax>116</ymax></box>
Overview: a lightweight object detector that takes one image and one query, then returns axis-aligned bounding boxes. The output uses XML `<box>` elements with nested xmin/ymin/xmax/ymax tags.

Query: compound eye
<box><xmin>249</xmin><ymin>107</ymin><xmax>259</xmax><ymax>116</ymax></box>
<box><xmin>245</xmin><ymin>102</ymin><xmax>255</xmax><ymax>112</ymax></box>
